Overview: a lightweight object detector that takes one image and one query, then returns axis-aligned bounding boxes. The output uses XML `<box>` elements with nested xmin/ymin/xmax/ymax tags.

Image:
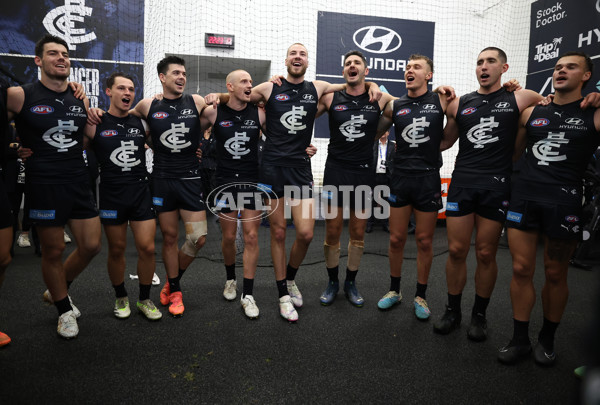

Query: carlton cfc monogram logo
<box><xmin>43</xmin><ymin>0</ymin><xmax>97</xmax><ymax>50</ymax></box>
<box><xmin>110</xmin><ymin>140</ymin><xmax>140</xmax><ymax>171</ymax></box>
<box><xmin>533</xmin><ymin>131</ymin><xmax>569</xmax><ymax>166</ymax></box>
<box><xmin>280</xmin><ymin>106</ymin><xmax>307</xmax><ymax>134</ymax></box>
<box><xmin>401</xmin><ymin>117</ymin><xmax>430</xmax><ymax>147</ymax></box>
<box><xmin>339</xmin><ymin>115</ymin><xmax>367</xmax><ymax>142</ymax></box>
<box><xmin>42</xmin><ymin>120</ymin><xmax>78</xmax><ymax>152</ymax></box>
<box><xmin>160</xmin><ymin>123</ymin><xmax>191</xmax><ymax>152</ymax></box>
<box><xmin>467</xmin><ymin>117</ymin><xmax>500</xmax><ymax>148</ymax></box>
<box><xmin>224</xmin><ymin>132</ymin><xmax>251</xmax><ymax>159</ymax></box>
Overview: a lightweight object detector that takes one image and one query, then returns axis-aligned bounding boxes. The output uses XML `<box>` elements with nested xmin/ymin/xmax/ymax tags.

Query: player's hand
<box><xmin>69</xmin><ymin>82</ymin><xmax>86</xmax><ymax>99</ymax></box>
<box><xmin>87</xmin><ymin>107</ymin><xmax>105</xmax><ymax>126</ymax></box>
<box><xmin>306</xmin><ymin>143</ymin><xmax>317</xmax><ymax>158</ymax></box>
<box><xmin>581</xmin><ymin>92</ymin><xmax>600</xmax><ymax>109</ymax></box>
<box><xmin>368</xmin><ymin>84</ymin><xmax>382</xmax><ymax>103</ymax></box>
<box><xmin>538</xmin><ymin>94</ymin><xmax>554</xmax><ymax>106</ymax></box>
<box><xmin>204</xmin><ymin>93</ymin><xmax>220</xmax><ymax>109</ymax></box>
<box><xmin>17</xmin><ymin>146</ymin><xmax>32</xmax><ymax>161</ymax></box>
<box><xmin>434</xmin><ymin>85</ymin><xmax>456</xmax><ymax>101</ymax></box>
<box><xmin>503</xmin><ymin>79</ymin><xmax>522</xmax><ymax>92</ymax></box>
<box><xmin>269</xmin><ymin>75</ymin><xmax>284</xmax><ymax>86</ymax></box>
<box><xmin>153</xmin><ymin>93</ymin><xmax>164</xmax><ymax>101</ymax></box>
<box><xmin>196</xmin><ymin>147</ymin><xmax>203</xmax><ymax>162</ymax></box>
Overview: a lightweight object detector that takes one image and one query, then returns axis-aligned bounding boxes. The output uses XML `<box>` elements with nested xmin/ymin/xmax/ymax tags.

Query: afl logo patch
<box><xmin>152</xmin><ymin>112</ymin><xmax>168</xmax><ymax>119</ymax></box>
<box><xmin>334</xmin><ymin>105</ymin><xmax>348</xmax><ymax>111</ymax></box>
<box><xmin>565</xmin><ymin>215</ymin><xmax>579</xmax><ymax>222</ymax></box>
<box><xmin>219</xmin><ymin>120</ymin><xmax>234</xmax><ymax>127</ymax></box>
<box><xmin>69</xmin><ymin>105</ymin><xmax>84</xmax><ymax>113</ymax></box>
<box><xmin>100</xmin><ymin>130</ymin><xmax>118</xmax><ymax>137</ymax></box>
<box><xmin>275</xmin><ymin>94</ymin><xmax>290</xmax><ymax>101</ymax></box>
<box><xmin>530</xmin><ymin>118</ymin><xmax>549</xmax><ymax>127</ymax></box>
<box><xmin>502</xmin><ymin>200</ymin><xmax>509</xmax><ymax>207</ymax></box>
<box><xmin>461</xmin><ymin>107</ymin><xmax>477</xmax><ymax>115</ymax></box>
<box><xmin>31</xmin><ymin>105</ymin><xmax>54</xmax><ymax>114</ymax></box>
<box><xmin>396</xmin><ymin>108</ymin><xmax>411</xmax><ymax>116</ymax></box>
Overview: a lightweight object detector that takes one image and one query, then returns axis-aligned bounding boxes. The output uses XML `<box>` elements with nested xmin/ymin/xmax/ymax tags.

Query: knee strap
<box><xmin>347</xmin><ymin>239</ymin><xmax>365</xmax><ymax>271</ymax></box>
<box><xmin>323</xmin><ymin>241</ymin><xmax>341</xmax><ymax>268</ymax></box>
<box><xmin>181</xmin><ymin>221</ymin><xmax>207</xmax><ymax>257</ymax></box>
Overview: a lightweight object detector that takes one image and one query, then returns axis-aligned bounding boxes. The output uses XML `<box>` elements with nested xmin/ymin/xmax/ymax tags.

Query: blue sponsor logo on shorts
<box><xmin>216</xmin><ymin>199</ymin><xmax>228</xmax><ymax>208</ymax></box>
<box><xmin>29</xmin><ymin>209</ymin><xmax>56</xmax><ymax>220</ymax></box>
<box><xmin>388</xmin><ymin>194</ymin><xmax>397</xmax><ymax>203</ymax></box>
<box><xmin>322</xmin><ymin>190</ymin><xmax>333</xmax><ymax>200</ymax></box>
<box><xmin>257</xmin><ymin>183</ymin><xmax>272</xmax><ymax>192</ymax></box>
<box><xmin>506</xmin><ymin>211</ymin><xmax>522</xmax><ymax>223</ymax></box>
<box><xmin>152</xmin><ymin>197</ymin><xmax>164</xmax><ymax>206</ymax></box>
<box><xmin>100</xmin><ymin>210</ymin><xmax>118</xmax><ymax>219</ymax></box>
<box><xmin>446</xmin><ymin>202</ymin><xmax>459</xmax><ymax>211</ymax></box>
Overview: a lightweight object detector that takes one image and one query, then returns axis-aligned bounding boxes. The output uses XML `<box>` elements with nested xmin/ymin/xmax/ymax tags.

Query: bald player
<box><xmin>206</xmin><ymin>43</ymin><xmax>381</xmax><ymax>321</ymax></box>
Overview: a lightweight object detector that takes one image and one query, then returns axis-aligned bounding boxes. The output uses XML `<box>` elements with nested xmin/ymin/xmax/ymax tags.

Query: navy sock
<box><xmin>326</xmin><ymin>266</ymin><xmax>339</xmax><ymax>282</ymax></box>
<box><xmin>242</xmin><ymin>278</ymin><xmax>254</xmax><ymax>298</ymax></box>
<box><xmin>225</xmin><ymin>264</ymin><xmax>236</xmax><ymax>280</ymax></box>
<box><xmin>177</xmin><ymin>268</ymin><xmax>186</xmax><ymax>281</ymax></box>
<box><xmin>416</xmin><ymin>283</ymin><xmax>427</xmax><ymax>299</ymax></box>
<box><xmin>512</xmin><ymin>319</ymin><xmax>530</xmax><ymax>345</ymax></box>
<box><xmin>139</xmin><ymin>283</ymin><xmax>151</xmax><ymax>301</ymax></box>
<box><xmin>345</xmin><ymin>268</ymin><xmax>358</xmax><ymax>282</ymax></box>
<box><xmin>286</xmin><ymin>264</ymin><xmax>298</xmax><ymax>281</ymax></box>
<box><xmin>55</xmin><ymin>296</ymin><xmax>72</xmax><ymax>316</ymax></box>
<box><xmin>113</xmin><ymin>282</ymin><xmax>127</xmax><ymax>298</ymax></box>
<box><xmin>538</xmin><ymin>317</ymin><xmax>559</xmax><ymax>352</ymax></box>
<box><xmin>448</xmin><ymin>293</ymin><xmax>462</xmax><ymax>312</ymax></box>
<box><xmin>169</xmin><ymin>277</ymin><xmax>181</xmax><ymax>293</ymax></box>
<box><xmin>390</xmin><ymin>276</ymin><xmax>401</xmax><ymax>293</ymax></box>
<box><xmin>472</xmin><ymin>294</ymin><xmax>490</xmax><ymax>318</ymax></box>
<box><xmin>276</xmin><ymin>279</ymin><xmax>288</xmax><ymax>298</ymax></box>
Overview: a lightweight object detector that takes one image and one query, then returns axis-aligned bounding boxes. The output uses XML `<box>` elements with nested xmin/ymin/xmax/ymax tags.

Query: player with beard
<box><xmin>89</xmin><ymin>56</ymin><xmax>209</xmax><ymax>318</ymax></box>
<box><xmin>317</xmin><ymin>50</ymin><xmax>395</xmax><ymax>307</ymax></box>
<box><xmin>84</xmin><ymin>72</ymin><xmax>162</xmax><ymax>321</ymax></box>
<box><xmin>498</xmin><ymin>52</ymin><xmax>600</xmax><ymax>366</ymax></box>
<box><xmin>6</xmin><ymin>34</ymin><xmax>101</xmax><ymax>339</ymax></box>
<box><xmin>433</xmin><ymin>47</ymin><xmax>548</xmax><ymax>341</ymax></box>
<box><xmin>375</xmin><ymin>54</ymin><xmax>450</xmax><ymax>320</ymax></box>
<box><xmin>206</xmin><ymin>43</ymin><xmax>381</xmax><ymax>321</ymax></box>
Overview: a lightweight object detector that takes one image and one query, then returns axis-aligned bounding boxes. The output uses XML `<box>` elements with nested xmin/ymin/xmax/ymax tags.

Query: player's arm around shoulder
<box><xmin>515</xmin><ymin>88</ymin><xmax>544</xmax><ymax>111</ymax></box>
<box><xmin>378</xmin><ymin>92</ymin><xmax>396</xmax><ymax>111</ymax></box>
<box><xmin>193</xmin><ymin>93</ymin><xmax>207</xmax><ymax>113</ymax></box>
<box><xmin>376</xmin><ymin>99</ymin><xmax>394</xmax><ymax>139</ymax></box>
<box><xmin>317</xmin><ymin>92</ymin><xmax>333</xmax><ymax>118</ymax></box>
<box><xmin>313</xmin><ymin>80</ymin><xmax>343</xmax><ymax>99</ymax></box>
<box><xmin>200</xmin><ymin>102</ymin><xmax>217</xmax><ymax>131</ymax></box>
<box><xmin>131</xmin><ymin>97</ymin><xmax>152</xmax><ymax>119</ymax></box>
<box><xmin>440</xmin><ymin>96</ymin><xmax>460</xmax><ymax>151</ymax></box>
<box><xmin>593</xmin><ymin>107</ymin><xmax>600</xmax><ymax>132</ymax></box>
<box><xmin>514</xmin><ymin>106</ymin><xmax>534</xmax><ymax>160</ymax></box>
<box><xmin>251</xmin><ymin>81</ymin><xmax>273</xmax><ymax>105</ymax></box>
<box><xmin>6</xmin><ymin>86</ymin><xmax>25</xmax><ymax>120</ymax></box>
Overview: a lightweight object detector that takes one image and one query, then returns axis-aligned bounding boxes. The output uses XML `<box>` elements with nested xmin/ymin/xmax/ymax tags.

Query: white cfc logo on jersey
<box><xmin>43</xmin><ymin>0</ymin><xmax>97</xmax><ymax>50</ymax></box>
<box><xmin>401</xmin><ymin>117</ymin><xmax>430</xmax><ymax>147</ymax></box>
<box><xmin>340</xmin><ymin>115</ymin><xmax>367</xmax><ymax>142</ymax></box>
<box><xmin>533</xmin><ymin>132</ymin><xmax>569</xmax><ymax>166</ymax></box>
<box><xmin>281</xmin><ymin>106</ymin><xmax>307</xmax><ymax>134</ymax></box>
<box><xmin>160</xmin><ymin>123</ymin><xmax>191</xmax><ymax>153</ymax></box>
<box><xmin>43</xmin><ymin>120</ymin><xmax>78</xmax><ymax>152</ymax></box>
<box><xmin>467</xmin><ymin>117</ymin><xmax>500</xmax><ymax>148</ymax></box>
<box><xmin>225</xmin><ymin>132</ymin><xmax>251</xmax><ymax>159</ymax></box>
<box><xmin>110</xmin><ymin>140</ymin><xmax>140</xmax><ymax>171</ymax></box>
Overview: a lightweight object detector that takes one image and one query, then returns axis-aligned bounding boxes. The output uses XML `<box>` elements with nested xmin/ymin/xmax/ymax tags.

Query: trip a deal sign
<box><xmin>315</xmin><ymin>11</ymin><xmax>435</xmax><ymax>138</ymax></box>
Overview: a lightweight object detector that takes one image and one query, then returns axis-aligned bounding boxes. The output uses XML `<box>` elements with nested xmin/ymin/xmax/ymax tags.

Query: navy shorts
<box><xmin>26</xmin><ymin>181</ymin><xmax>98</xmax><ymax>226</ymax></box>
<box><xmin>99</xmin><ymin>181</ymin><xmax>156</xmax><ymax>225</ymax></box>
<box><xmin>152</xmin><ymin>177</ymin><xmax>205</xmax><ymax>213</ymax></box>
<box><xmin>506</xmin><ymin>197</ymin><xmax>582</xmax><ymax>240</ymax></box>
<box><xmin>445</xmin><ymin>184</ymin><xmax>510</xmax><ymax>222</ymax></box>
<box><xmin>322</xmin><ymin>163</ymin><xmax>374</xmax><ymax>209</ymax></box>
<box><xmin>258</xmin><ymin>164</ymin><xmax>313</xmax><ymax>199</ymax></box>
<box><xmin>388</xmin><ymin>172</ymin><xmax>442</xmax><ymax>212</ymax></box>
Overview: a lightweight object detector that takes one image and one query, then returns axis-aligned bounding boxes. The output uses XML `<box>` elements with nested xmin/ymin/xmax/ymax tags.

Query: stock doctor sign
<box><xmin>526</xmin><ymin>0</ymin><xmax>600</xmax><ymax>96</ymax></box>
<box><xmin>315</xmin><ymin>11</ymin><xmax>435</xmax><ymax>138</ymax></box>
